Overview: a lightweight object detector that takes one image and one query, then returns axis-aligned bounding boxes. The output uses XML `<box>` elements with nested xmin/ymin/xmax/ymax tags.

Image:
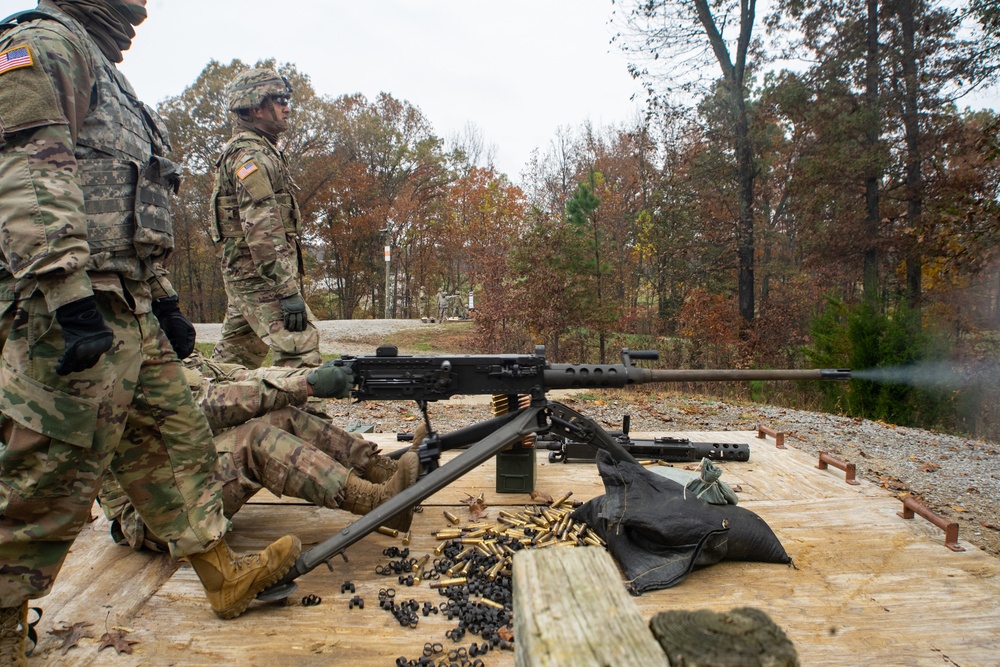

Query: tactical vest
<box><xmin>1</xmin><ymin>7</ymin><xmax>177</xmax><ymax>271</ymax></box>
<box><xmin>210</xmin><ymin>132</ymin><xmax>301</xmax><ymax>243</ymax></box>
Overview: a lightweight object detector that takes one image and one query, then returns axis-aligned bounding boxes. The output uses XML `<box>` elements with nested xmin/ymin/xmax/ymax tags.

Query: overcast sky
<box><xmin>10</xmin><ymin>0</ymin><xmax>996</xmax><ymax>178</ymax></box>
<box><xmin>99</xmin><ymin>0</ymin><xmax>646</xmax><ymax>179</ymax></box>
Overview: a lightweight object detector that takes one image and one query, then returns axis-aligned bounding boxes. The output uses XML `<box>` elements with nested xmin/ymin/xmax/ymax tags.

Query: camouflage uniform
<box><xmin>209</xmin><ymin>70</ymin><xmax>321</xmax><ymax>369</ymax></box>
<box><xmin>0</xmin><ymin>3</ymin><xmax>231</xmax><ymax>607</ymax></box>
<box><xmin>99</xmin><ymin>353</ymin><xmax>386</xmax><ymax>552</ymax></box>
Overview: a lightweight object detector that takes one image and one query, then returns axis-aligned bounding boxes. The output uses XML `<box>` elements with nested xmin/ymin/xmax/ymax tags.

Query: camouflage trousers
<box><xmin>0</xmin><ymin>291</ymin><xmax>229</xmax><ymax>606</ymax></box>
<box><xmin>216</xmin><ymin>406</ymin><xmax>363</xmax><ymax>515</ymax></box>
<box><xmin>102</xmin><ymin>406</ymin><xmax>371</xmax><ymax>551</ymax></box>
<box><xmin>211</xmin><ymin>286</ymin><xmax>322</xmax><ymax>369</ymax></box>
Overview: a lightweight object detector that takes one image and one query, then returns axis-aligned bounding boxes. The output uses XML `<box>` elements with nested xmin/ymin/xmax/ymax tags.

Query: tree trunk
<box><xmin>863</xmin><ymin>0</ymin><xmax>882</xmax><ymax>303</ymax></box>
<box><xmin>693</xmin><ymin>0</ymin><xmax>757</xmax><ymax>325</ymax></box>
<box><xmin>735</xmin><ymin>87</ymin><xmax>756</xmax><ymax>324</ymax></box>
<box><xmin>898</xmin><ymin>0</ymin><xmax>923</xmax><ymax>309</ymax></box>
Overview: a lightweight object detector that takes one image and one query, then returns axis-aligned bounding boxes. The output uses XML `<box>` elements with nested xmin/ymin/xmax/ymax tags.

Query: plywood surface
<box><xmin>27</xmin><ymin>431</ymin><xmax>1000</xmax><ymax>666</ymax></box>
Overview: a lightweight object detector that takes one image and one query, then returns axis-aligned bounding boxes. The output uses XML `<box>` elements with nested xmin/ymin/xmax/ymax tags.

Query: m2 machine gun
<box><xmin>257</xmin><ymin>346</ymin><xmax>849</xmax><ymax>601</ymax></box>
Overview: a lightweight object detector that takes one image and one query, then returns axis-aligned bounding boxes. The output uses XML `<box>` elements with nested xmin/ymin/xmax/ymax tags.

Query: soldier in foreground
<box><xmin>209</xmin><ymin>68</ymin><xmax>322</xmax><ymax>369</ymax></box>
<box><xmin>99</xmin><ymin>353</ymin><xmax>422</xmax><ymax>551</ymax></box>
<box><xmin>0</xmin><ymin>1</ymin><xmax>300</xmax><ymax>661</ymax></box>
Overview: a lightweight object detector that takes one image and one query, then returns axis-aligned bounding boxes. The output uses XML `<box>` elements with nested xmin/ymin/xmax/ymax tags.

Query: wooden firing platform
<box><xmin>27</xmin><ymin>430</ymin><xmax>1000</xmax><ymax>666</ymax></box>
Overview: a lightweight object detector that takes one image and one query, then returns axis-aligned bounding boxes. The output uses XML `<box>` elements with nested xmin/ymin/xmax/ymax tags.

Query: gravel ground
<box><xmin>195</xmin><ymin>319</ymin><xmax>1000</xmax><ymax>558</ymax></box>
<box><xmin>194</xmin><ymin>318</ymin><xmax>427</xmax><ymax>357</ymax></box>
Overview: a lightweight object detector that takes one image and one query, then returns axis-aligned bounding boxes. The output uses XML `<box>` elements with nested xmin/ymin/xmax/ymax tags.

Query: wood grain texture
<box><xmin>513</xmin><ymin>547</ymin><xmax>669</xmax><ymax>666</ymax></box>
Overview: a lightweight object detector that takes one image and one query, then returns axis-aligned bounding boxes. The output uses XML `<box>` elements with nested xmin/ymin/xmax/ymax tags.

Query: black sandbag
<box><xmin>572</xmin><ymin>451</ymin><xmax>791</xmax><ymax>594</ymax></box>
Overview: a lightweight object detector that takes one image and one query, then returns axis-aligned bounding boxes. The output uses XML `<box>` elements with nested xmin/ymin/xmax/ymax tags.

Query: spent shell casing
<box><xmin>443</xmin><ymin>510</ymin><xmax>461</xmax><ymax>525</ymax></box>
<box><xmin>431</xmin><ymin>577</ymin><xmax>467</xmax><ymax>589</ymax></box>
<box><xmin>377</xmin><ymin>526</ymin><xmax>399</xmax><ymax>538</ymax></box>
<box><xmin>550</xmin><ymin>491</ymin><xmax>574</xmax><ymax>508</ymax></box>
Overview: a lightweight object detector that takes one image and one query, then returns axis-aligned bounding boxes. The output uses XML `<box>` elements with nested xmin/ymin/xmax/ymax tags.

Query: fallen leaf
<box><xmin>949</xmin><ymin>505</ymin><xmax>967</xmax><ymax>513</ymax></box>
<box><xmin>529</xmin><ymin>490</ymin><xmax>553</xmax><ymax>504</ymax></box>
<box><xmin>99</xmin><ymin>630</ymin><xmax>138</xmax><ymax>655</ymax></box>
<box><xmin>497</xmin><ymin>625</ymin><xmax>514</xmax><ymax>642</ymax></box>
<box><xmin>49</xmin><ymin>622</ymin><xmax>94</xmax><ymax>655</ymax></box>
<box><xmin>919</xmin><ymin>462</ymin><xmax>941</xmax><ymax>473</ymax></box>
<box><xmin>461</xmin><ymin>493</ymin><xmax>489</xmax><ymax>520</ymax></box>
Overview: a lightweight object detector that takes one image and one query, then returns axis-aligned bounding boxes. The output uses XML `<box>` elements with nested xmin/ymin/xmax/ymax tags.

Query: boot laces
<box><xmin>230</xmin><ymin>552</ymin><xmax>263</xmax><ymax>572</ymax></box>
<box><xmin>0</xmin><ymin>607</ymin><xmax>25</xmax><ymax>661</ymax></box>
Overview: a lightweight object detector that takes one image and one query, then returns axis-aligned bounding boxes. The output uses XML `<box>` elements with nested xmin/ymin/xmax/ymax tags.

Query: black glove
<box><xmin>152</xmin><ymin>296</ymin><xmax>196</xmax><ymax>359</ymax></box>
<box><xmin>55</xmin><ymin>296</ymin><xmax>114</xmax><ymax>376</ymax></box>
<box><xmin>307</xmin><ymin>361</ymin><xmax>353</xmax><ymax>398</ymax></box>
<box><xmin>279</xmin><ymin>294</ymin><xmax>307</xmax><ymax>332</ymax></box>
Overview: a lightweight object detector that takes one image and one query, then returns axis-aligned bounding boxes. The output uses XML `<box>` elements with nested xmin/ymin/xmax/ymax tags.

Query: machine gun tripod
<box><xmin>256</xmin><ymin>396</ymin><xmax>635</xmax><ymax>601</ymax></box>
<box><xmin>256</xmin><ymin>346</ymin><xmax>849</xmax><ymax>601</ymax></box>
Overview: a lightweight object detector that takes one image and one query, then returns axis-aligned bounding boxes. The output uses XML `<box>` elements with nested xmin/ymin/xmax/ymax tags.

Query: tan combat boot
<box><xmin>187</xmin><ymin>535</ymin><xmax>301</xmax><ymax>619</ymax></box>
<box><xmin>0</xmin><ymin>602</ymin><xmax>28</xmax><ymax>667</ymax></box>
<box><xmin>341</xmin><ymin>451</ymin><xmax>419</xmax><ymax>517</ymax></box>
<box><xmin>362</xmin><ymin>453</ymin><xmax>399</xmax><ymax>484</ymax></box>
<box><xmin>363</xmin><ymin>424</ymin><xmax>427</xmax><ymax>483</ymax></box>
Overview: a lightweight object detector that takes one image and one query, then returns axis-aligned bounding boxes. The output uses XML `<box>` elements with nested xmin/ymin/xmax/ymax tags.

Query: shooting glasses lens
<box><xmin>271</xmin><ymin>96</ymin><xmax>290</xmax><ymax>107</ymax></box>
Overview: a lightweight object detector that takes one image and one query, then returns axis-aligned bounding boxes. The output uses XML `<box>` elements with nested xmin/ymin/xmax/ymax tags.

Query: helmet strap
<box><xmin>246</xmin><ymin>100</ymin><xmax>288</xmax><ymax>138</ymax></box>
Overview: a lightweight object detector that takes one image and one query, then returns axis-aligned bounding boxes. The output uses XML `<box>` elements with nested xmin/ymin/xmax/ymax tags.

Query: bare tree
<box><xmin>613</xmin><ymin>0</ymin><xmax>760</xmax><ymax>324</ymax></box>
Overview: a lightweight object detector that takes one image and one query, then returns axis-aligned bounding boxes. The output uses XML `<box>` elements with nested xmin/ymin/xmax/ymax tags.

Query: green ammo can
<box><xmin>496</xmin><ymin>443</ymin><xmax>536</xmax><ymax>493</ymax></box>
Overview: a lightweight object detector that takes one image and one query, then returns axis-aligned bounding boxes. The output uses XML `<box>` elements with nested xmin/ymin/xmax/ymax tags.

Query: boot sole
<box><xmin>215</xmin><ymin>537</ymin><xmax>302</xmax><ymax>620</ymax></box>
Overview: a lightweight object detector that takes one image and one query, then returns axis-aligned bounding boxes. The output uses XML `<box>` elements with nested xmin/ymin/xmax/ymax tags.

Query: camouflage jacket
<box><xmin>211</xmin><ymin>128</ymin><xmax>303</xmax><ymax>300</ymax></box>
<box><xmin>0</xmin><ymin>2</ymin><xmax>177</xmax><ymax>313</ymax></box>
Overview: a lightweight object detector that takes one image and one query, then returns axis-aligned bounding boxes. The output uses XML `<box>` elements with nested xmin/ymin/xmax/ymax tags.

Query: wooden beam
<box><xmin>512</xmin><ymin>546</ymin><xmax>669</xmax><ymax>667</ymax></box>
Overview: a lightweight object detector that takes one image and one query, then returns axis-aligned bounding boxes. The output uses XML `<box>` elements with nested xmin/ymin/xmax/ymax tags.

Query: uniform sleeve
<box><xmin>231</xmin><ymin>147</ymin><xmax>300</xmax><ymax>298</ymax></box>
<box><xmin>195</xmin><ymin>372</ymin><xmax>309</xmax><ymax>433</ymax></box>
<box><xmin>0</xmin><ymin>26</ymin><xmax>96</xmax><ymax>310</ymax></box>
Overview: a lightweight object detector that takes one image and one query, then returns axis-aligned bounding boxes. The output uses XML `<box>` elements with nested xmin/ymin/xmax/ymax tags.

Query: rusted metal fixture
<box><xmin>757</xmin><ymin>424</ymin><xmax>786</xmax><ymax>449</ymax></box>
<box><xmin>897</xmin><ymin>495</ymin><xmax>965</xmax><ymax>552</ymax></box>
<box><xmin>816</xmin><ymin>452</ymin><xmax>861</xmax><ymax>485</ymax></box>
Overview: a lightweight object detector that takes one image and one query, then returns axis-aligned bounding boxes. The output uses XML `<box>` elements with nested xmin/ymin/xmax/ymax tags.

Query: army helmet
<box><xmin>226</xmin><ymin>68</ymin><xmax>293</xmax><ymax>113</ymax></box>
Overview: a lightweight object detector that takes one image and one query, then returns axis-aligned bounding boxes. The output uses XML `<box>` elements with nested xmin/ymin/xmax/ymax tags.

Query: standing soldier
<box><xmin>0</xmin><ymin>1</ymin><xmax>301</xmax><ymax>659</ymax></box>
<box><xmin>437</xmin><ymin>290</ymin><xmax>449</xmax><ymax>322</ymax></box>
<box><xmin>418</xmin><ymin>286</ymin><xmax>426</xmax><ymax>320</ymax></box>
<box><xmin>210</xmin><ymin>68</ymin><xmax>322</xmax><ymax>369</ymax></box>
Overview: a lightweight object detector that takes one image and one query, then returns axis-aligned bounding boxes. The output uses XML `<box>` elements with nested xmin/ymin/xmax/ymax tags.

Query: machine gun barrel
<box><xmin>544</xmin><ymin>365</ymin><xmax>851</xmax><ymax>389</ymax></box>
<box><xmin>340</xmin><ymin>346</ymin><xmax>849</xmax><ymax>401</ymax></box>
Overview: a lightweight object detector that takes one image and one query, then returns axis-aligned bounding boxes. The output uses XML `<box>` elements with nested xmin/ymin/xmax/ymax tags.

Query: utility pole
<box><xmin>384</xmin><ymin>242</ymin><xmax>391</xmax><ymax>319</ymax></box>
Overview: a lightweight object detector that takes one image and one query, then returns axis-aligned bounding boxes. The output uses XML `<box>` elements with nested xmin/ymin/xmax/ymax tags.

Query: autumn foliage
<box><xmin>159</xmin><ymin>29</ymin><xmax>1000</xmax><ymax>439</ymax></box>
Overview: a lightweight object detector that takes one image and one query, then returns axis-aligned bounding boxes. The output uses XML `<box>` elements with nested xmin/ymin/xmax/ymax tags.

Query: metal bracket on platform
<box><xmin>897</xmin><ymin>495</ymin><xmax>965</xmax><ymax>552</ymax></box>
<box><xmin>756</xmin><ymin>424</ymin><xmax>785</xmax><ymax>449</ymax></box>
<box><xmin>816</xmin><ymin>452</ymin><xmax>861</xmax><ymax>485</ymax></box>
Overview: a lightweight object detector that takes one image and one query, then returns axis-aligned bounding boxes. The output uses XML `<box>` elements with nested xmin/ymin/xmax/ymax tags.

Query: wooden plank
<box><xmin>513</xmin><ymin>547</ymin><xmax>669</xmax><ymax>667</ymax></box>
<box><xmin>25</xmin><ymin>430</ymin><xmax>1000</xmax><ymax>666</ymax></box>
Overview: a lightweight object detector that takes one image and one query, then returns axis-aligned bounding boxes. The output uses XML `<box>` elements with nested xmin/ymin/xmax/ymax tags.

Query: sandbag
<box><xmin>572</xmin><ymin>451</ymin><xmax>791</xmax><ymax>594</ymax></box>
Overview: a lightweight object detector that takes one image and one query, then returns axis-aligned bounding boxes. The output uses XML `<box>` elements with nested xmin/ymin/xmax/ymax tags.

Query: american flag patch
<box><xmin>0</xmin><ymin>46</ymin><xmax>33</xmax><ymax>75</ymax></box>
<box><xmin>236</xmin><ymin>160</ymin><xmax>259</xmax><ymax>180</ymax></box>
